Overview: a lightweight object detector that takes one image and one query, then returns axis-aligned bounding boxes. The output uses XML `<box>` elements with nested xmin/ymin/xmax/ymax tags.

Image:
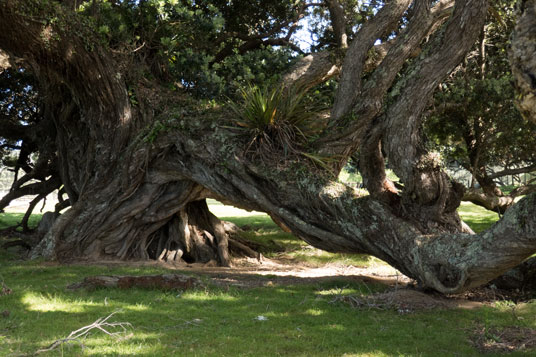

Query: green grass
<box><xmin>1</xmin><ymin>259</ymin><xmax>536</xmax><ymax>356</ymax></box>
<box><xmin>458</xmin><ymin>201</ymin><xmax>500</xmax><ymax>233</ymax></box>
<box><xmin>0</xmin><ymin>201</ymin><xmax>534</xmax><ymax>356</ymax></box>
<box><xmin>0</xmin><ymin>212</ymin><xmax>42</xmax><ymax>230</ymax></box>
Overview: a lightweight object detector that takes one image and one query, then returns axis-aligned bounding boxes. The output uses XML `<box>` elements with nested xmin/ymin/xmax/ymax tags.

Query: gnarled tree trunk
<box><xmin>1</xmin><ymin>0</ymin><xmax>536</xmax><ymax>295</ymax></box>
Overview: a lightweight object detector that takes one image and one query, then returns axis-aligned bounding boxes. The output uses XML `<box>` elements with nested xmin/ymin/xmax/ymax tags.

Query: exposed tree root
<box><xmin>67</xmin><ymin>274</ymin><xmax>201</xmax><ymax>291</ymax></box>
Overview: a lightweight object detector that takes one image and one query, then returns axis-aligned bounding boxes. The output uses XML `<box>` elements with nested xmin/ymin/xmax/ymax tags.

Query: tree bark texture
<box><xmin>510</xmin><ymin>0</ymin><xmax>536</xmax><ymax>123</ymax></box>
<box><xmin>4</xmin><ymin>0</ymin><xmax>536</xmax><ymax>295</ymax></box>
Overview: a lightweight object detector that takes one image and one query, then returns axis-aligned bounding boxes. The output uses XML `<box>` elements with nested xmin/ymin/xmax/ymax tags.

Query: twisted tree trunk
<box><xmin>2</xmin><ymin>0</ymin><xmax>536</xmax><ymax>295</ymax></box>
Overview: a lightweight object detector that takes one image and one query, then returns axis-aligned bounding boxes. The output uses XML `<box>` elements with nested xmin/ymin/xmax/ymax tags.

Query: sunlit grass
<box><xmin>458</xmin><ymin>201</ymin><xmax>499</xmax><ymax>233</ymax></box>
<box><xmin>0</xmin><ymin>212</ymin><xmax>41</xmax><ymax>230</ymax></box>
<box><xmin>22</xmin><ymin>292</ymin><xmax>97</xmax><ymax>312</ymax></box>
<box><xmin>207</xmin><ymin>198</ymin><xmax>266</xmax><ymax>218</ymax></box>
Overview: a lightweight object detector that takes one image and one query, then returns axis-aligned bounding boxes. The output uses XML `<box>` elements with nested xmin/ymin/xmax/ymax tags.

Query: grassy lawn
<box><xmin>2</xmin><ymin>256</ymin><xmax>535</xmax><ymax>356</ymax></box>
<box><xmin>2</xmin><ymin>201</ymin><xmax>534</xmax><ymax>356</ymax></box>
<box><xmin>0</xmin><ymin>213</ymin><xmax>42</xmax><ymax>231</ymax></box>
<box><xmin>458</xmin><ymin>201</ymin><xmax>500</xmax><ymax>233</ymax></box>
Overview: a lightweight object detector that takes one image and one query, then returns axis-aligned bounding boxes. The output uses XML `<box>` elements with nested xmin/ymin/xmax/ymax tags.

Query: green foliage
<box><xmin>228</xmin><ymin>84</ymin><xmax>323</xmax><ymax>160</ymax></box>
<box><xmin>427</xmin><ymin>75</ymin><xmax>536</xmax><ymax>170</ymax></box>
<box><xmin>307</xmin><ymin>0</ymin><xmax>378</xmax><ymax>52</ymax></box>
<box><xmin>78</xmin><ymin>0</ymin><xmax>298</xmax><ymax>98</ymax></box>
<box><xmin>211</xmin><ymin>47</ymin><xmax>296</xmax><ymax>99</ymax></box>
<box><xmin>425</xmin><ymin>0</ymin><xmax>536</xmax><ymax>183</ymax></box>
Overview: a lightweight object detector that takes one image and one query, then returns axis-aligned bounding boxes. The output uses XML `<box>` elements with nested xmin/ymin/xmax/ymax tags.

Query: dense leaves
<box><xmin>78</xmin><ymin>0</ymin><xmax>301</xmax><ymax>98</ymax></box>
<box><xmin>425</xmin><ymin>0</ymin><xmax>536</xmax><ymax>203</ymax></box>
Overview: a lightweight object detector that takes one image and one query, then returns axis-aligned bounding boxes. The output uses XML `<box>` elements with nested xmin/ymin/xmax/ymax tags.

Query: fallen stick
<box><xmin>35</xmin><ymin>310</ymin><xmax>132</xmax><ymax>354</ymax></box>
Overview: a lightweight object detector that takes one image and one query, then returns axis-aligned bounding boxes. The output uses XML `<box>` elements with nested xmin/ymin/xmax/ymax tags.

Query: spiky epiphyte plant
<box><xmin>228</xmin><ymin>84</ymin><xmax>322</xmax><ymax>161</ymax></box>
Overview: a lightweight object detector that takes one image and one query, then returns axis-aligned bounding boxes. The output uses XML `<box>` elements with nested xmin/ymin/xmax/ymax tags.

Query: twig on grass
<box><xmin>35</xmin><ymin>310</ymin><xmax>133</xmax><ymax>354</ymax></box>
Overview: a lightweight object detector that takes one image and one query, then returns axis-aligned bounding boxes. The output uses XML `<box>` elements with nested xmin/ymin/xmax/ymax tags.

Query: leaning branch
<box><xmin>487</xmin><ymin>164</ymin><xmax>536</xmax><ymax>180</ymax></box>
<box><xmin>331</xmin><ymin>0</ymin><xmax>412</xmax><ymax>120</ymax></box>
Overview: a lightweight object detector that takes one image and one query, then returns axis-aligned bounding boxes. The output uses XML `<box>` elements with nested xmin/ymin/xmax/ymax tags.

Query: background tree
<box><xmin>0</xmin><ymin>64</ymin><xmax>65</xmax><ymax>230</ymax></box>
<box><xmin>425</xmin><ymin>0</ymin><xmax>536</xmax><ymax>213</ymax></box>
<box><xmin>0</xmin><ymin>0</ymin><xmax>535</xmax><ymax>294</ymax></box>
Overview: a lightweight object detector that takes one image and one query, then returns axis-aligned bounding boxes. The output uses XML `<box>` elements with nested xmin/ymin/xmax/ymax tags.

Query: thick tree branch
<box><xmin>282</xmin><ymin>51</ymin><xmax>340</xmax><ymax>90</ymax></box>
<box><xmin>510</xmin><ymin>184</ymin><xmax>536</xmax><ymax>198</ymax></box>
<box><xmin>463</xmin><ymin>188</ymin><xmax>514</xmax><ymax>214</ymax></box>
<box><xmin>487</xmin><ymin>164</ymin><xmax>536</xmax><ymax>180</ymax></box>
<box><xmin>331</xmin><ymin>0</ymin><xmax>412</xmax><ymax>120</ymax></box>
<box><xmin>510</xmin><ymin>0</ymin><xmax>536</xmax><ymax>122</ymax></box>
<box><xmin>316</xmin><ymin>0</ymin><xmax>454</xmax><ymax>169</ymax></box>
<box><xmin>131</xmin><ymin>131</ymin><xmax>536</xmax><ymax>294</ymax></box>
<box><xmin>281</xmin><ymin>0</ymin><xmax>455</xmax><ymax>97</ymax></box>
<box><xmin>382</xmin><ymin>0</ymin><xmax>488</xmax><ymax>203</ymax></box>
<box><xmin>326</xmin><ymin>0</ymin><xmax>348</xmax><ymax>48</ymax></box>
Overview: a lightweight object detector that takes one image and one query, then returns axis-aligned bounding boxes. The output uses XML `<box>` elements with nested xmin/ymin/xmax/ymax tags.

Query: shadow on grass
<box><xmin>2</xmin><ymin>260</ymin><xmax>536</xmax><ymax>356</ymax></box>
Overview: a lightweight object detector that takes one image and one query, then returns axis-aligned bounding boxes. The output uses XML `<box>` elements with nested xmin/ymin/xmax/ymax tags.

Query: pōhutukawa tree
<box><xmin>425</xmin><ymin>0</ymin><xmax>536</xmax><ymax>214</ymax></box>
<box><xmin>1</xmin><ymin>0</ymin><xmax>536</xmax><ymax>294</ymax></box>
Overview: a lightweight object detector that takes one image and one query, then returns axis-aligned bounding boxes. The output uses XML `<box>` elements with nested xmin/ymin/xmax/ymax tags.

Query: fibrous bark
<box><xmin>510</xmin><ymin>0</ymin><xmax>536</xmax><ymax>122</ymax></box>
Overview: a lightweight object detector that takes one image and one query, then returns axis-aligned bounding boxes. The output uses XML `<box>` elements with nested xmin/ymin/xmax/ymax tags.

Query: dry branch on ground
<box><xmin>35</xmin><ymin>311</ymin><xmax>132</xmax><ymax>354</ymax></box>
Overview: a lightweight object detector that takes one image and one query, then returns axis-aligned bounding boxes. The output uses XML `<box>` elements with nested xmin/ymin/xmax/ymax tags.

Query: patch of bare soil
<box><xmin>471</xmin><ymin>326</ymin><xmax>536</xmax><ymax>353</ymax></box>
<box><xmin>448</xmin><ymin>286</ymin><xmax>536</xmax><ymax>304</ymax></box>
<box><xmin>70</xmin><ymin>256</ymin><xmax>411</xmax><ymax>289</ymax></box>
<box><xmin>42</xmin><ymin>255</ymin><xmax>535</xmax><ymax>312</ymax></box>
<box><xmin>334</xmin><ymin>288</ymin><xmax>483</xmax><ymax>313</ymax></box>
